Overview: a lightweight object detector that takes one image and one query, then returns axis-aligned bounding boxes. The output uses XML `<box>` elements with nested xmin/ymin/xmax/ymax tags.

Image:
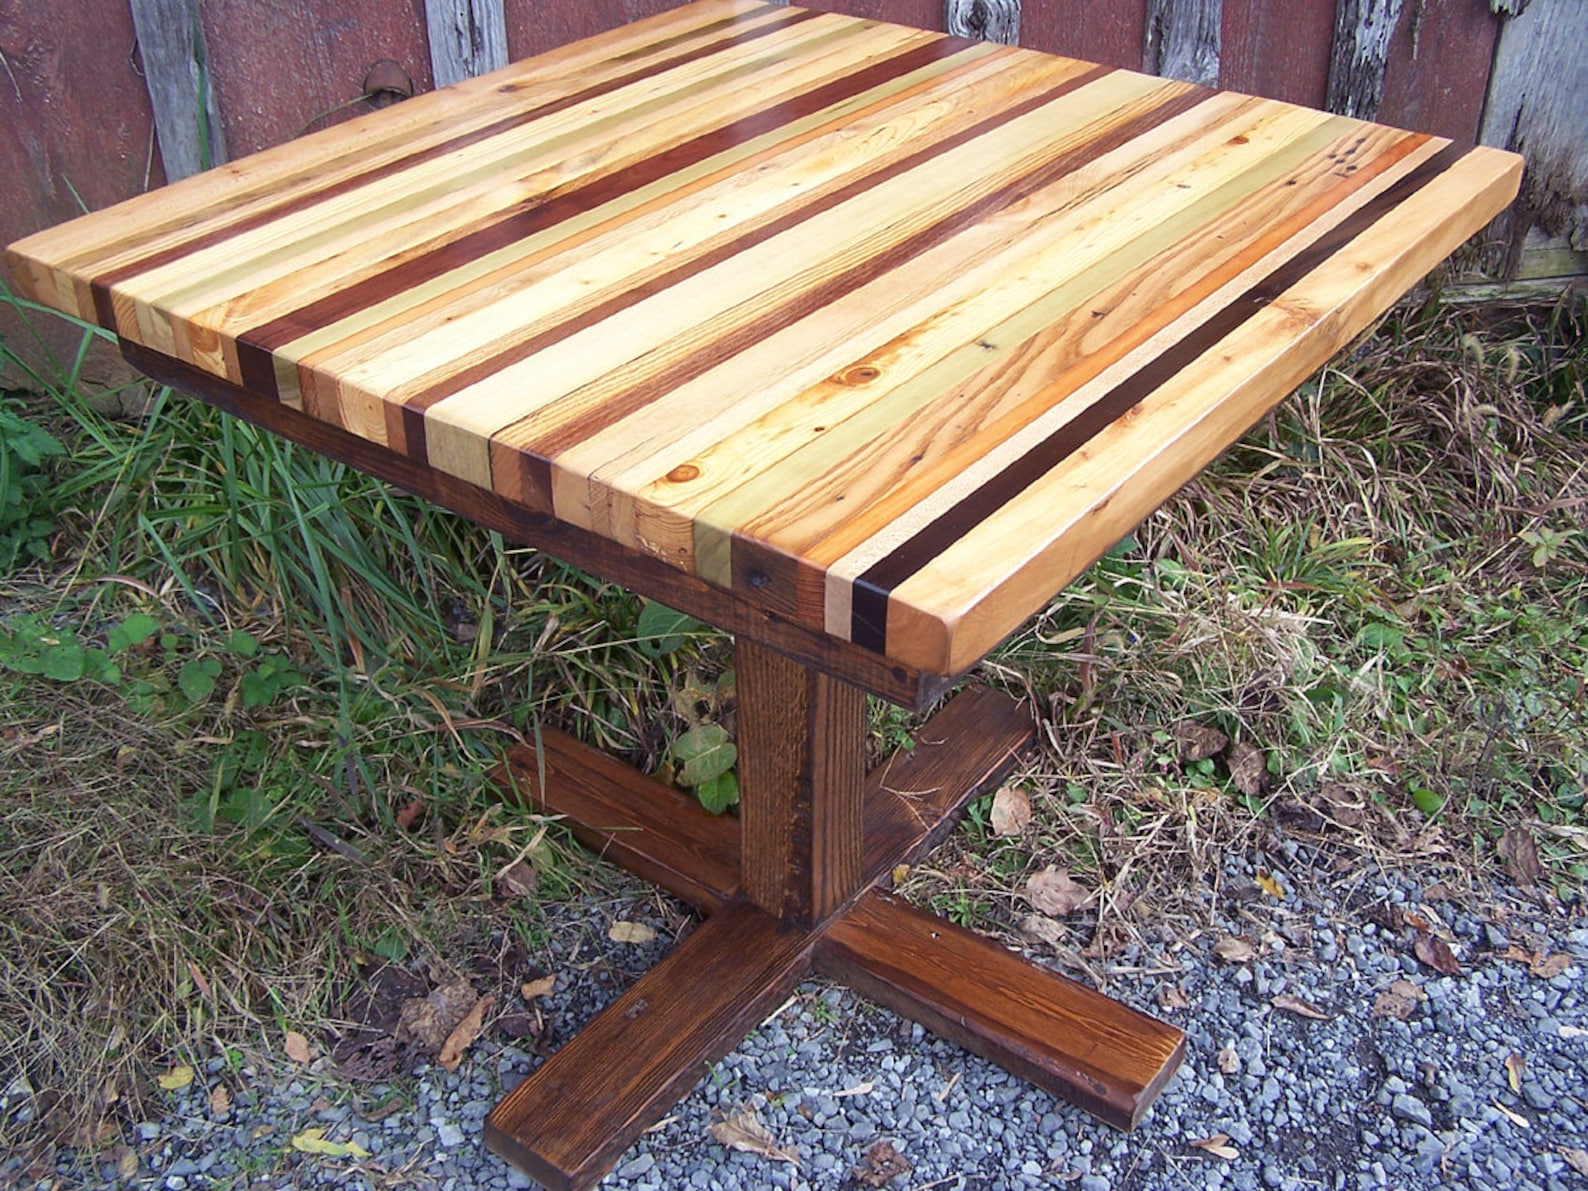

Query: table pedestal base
<box><xmin>484</xmin><ymin>680</ymin><xmax>1184</xmax><ymax>1189</ymax></box>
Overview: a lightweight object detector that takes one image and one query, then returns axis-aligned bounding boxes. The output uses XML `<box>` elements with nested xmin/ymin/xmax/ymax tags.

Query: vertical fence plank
<box><xmin>1479</xmin><ymin>1</ymin><xmax>1588</xmax><ymax>272</ymax></box>
<box><xmin>944</xmin><ymin>0</ymin><xmax>1020</xmax><ymax>45</ymax></box>
<box><xmin>1325</xmin><ymin>0</ymin><xmax>1407</xmax><ymax>121</ymax></box>
<box><xmin>1143</xmin><ymin>0</ymin><xmax>1221</xmax><ymax>87</ymax></box>
<box><xmin>1376</xmin><ymin>1</ymin><xmax>1498</xmax><ymax>143</ymax></box>
<box><xmin>424</xmin><ymin>0</ymin><xmax>509</xmax><ymax>86</ymax></box>
<box><xmin>128</xmin><ymin>0</ymin><xmax>227</xmax><ymax>179</ymax></box>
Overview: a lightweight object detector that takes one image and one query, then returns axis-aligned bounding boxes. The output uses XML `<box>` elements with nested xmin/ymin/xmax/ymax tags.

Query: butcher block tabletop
<box><xmin>5</xmin><ymin>0</ymin><xmax>1521</xmax><ymax>677</ymax></box>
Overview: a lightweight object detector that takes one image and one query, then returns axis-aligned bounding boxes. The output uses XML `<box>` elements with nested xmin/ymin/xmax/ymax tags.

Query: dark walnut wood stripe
<box><xmin>847</xmin><ymin>139</ymin><xmax>1471</xmax><ymax>652</ymax></box>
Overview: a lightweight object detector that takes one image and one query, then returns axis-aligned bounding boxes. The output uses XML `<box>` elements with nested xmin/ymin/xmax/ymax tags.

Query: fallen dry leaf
<box><xmin>1422</xmin><ymin>882</ymin><xmax>1454</xmax><ymax>901</ymax></box>
<box><xmin>1217</xmin><ymin>1045</ymin><xmax>1241</xmax><ymax>1075</ymax></box>
<box><xmin>1024</xmin><ymin>867</ymin><xmax>1095</xmax><ymax>916</ymax></box>
<box><xmin>1372</xmin><ymin>979</ymin><xmax>1427</xmax><ymax>1021</ymax></box>
<box><xmin>1020</xmin><ymin>913</ymin><xmax>1067</xmax><ymax>948</ymax></box>
<box><xmin>891</xmin><ymin>863</ymin><xmax>910</xmax><ymax>887</ymax></box>
<box><xmin>1560</xmin><ymin>1147</ymin><xmax>1588</xmax><ymax>1176</ymax></box>
<box><xmin>284</xmin><ymin>1031</ymin><xmax>312</xmax><ymax>1065</ymax></box>
<box><xmin>1413</xmin><ymin>932</ymin><xmax>1461</xmax><ymax>976</ymax></box>
<box><xmin>1530</xmin><ymin>952</ymin><xmax>1576</xmax><ymax>979</ymax></box>
<box><xmin>209</xmin><ymin>1084</ymin><xmax>232</xmax><ymax>1120</ymax></box>
<box><xmin>708</xmin><ymin>1106</ymin><xmax>798</xmax><ymax>1166</ymax></box>
<box><xmin>1158</xmin><ymin>984</ymin><xmax>1190</xmax><ymax>1011</ymax></box>
<box><xmin>1492</xmin><ymin>1100</ymin><xmax>1530</xmax><ymax>1128</ymax></box>
<box><xmin>852</xmin><ymin>1138</ymin><xmax>912</xmax><ymax>1187</ymax></box>
<box><xmin>1271</xmin><ymin>994</ymin><xmax>1331</xmax><ymax>1021</ymax></box>
<box><xmin>1227</xmin><ymin>741</ymin><xmax>1266</xmax><ymax>797</ymax></box>
<box><xmin>1497</xmin><ymin>827</ymin><xmax>1542</xmax><ymax>887</ymax></box>
<box><xmin>112</xmin><ymin>1145</ymin><xmax>138</xmax><ymax>1179</ymax></box>
<box><xmin>291</xmin><ymin>1127</ymin><xmax>371</xmax><ymax>1158</ymax></box>
<box><xmin>1173</xmin><ymin>721</ymin><xmax>1228</xmax><ymax>763</ymax></box>
<box><xmin>437</xmin><ymin>993</ymin><xmax>494</xmax><ymax>1072</ymax></box>
<box><xmin>1505</xmin><ymin>1053</ymin><xmax>1526</xmax><ymax>1094</ymax></box>
<box><xmin>1189</xmin><ymin>1132</ymin><xmax>1239</xmax><ymax>1160</ymax></box>
<box><xmin>1214</xmin><ymin>936</ymin><xmax>1256</xmax><ymax>964</ymax></box>
<box><xmin>520</xmin><ymin>975</ymin><xmax>557</xmax><ymax>1000</ymax></box>
<box><xmin>156</xmin><ymin>1065</ymin><xmax>194</xmax><ymax>1092</ymax></box>
<box><xmin>394</xmin><ymin>797</ymin><xmax>424</xmax><ymax>830</ymax></box>
<box><xmin>498</xmin><ymin>861</ymin><xmax>536</xmax><ymax>899</ymax></box>
<box><xmin>397</xmin><ymin>978</ymin><xmax>478</xmax><ymax>1052</ymax></box>
<box><xmin>609</xmin><ymin>920</ymin><xmax>658</xmax><ymax>945</ymax></box>
<box><xmin>1315</xmin><ymin>782</ymin><xmax>1364</xmax><ymax>826</ymax></box>
<box><xmin>1255</xmin><ymin>869</ymin><xmax>1285</xmax><ymax>899</ymax></box>
<box><xmin>990</xmin><ymin>785</ymin><xmax>1032</xmax><ymax>837</ymax></box>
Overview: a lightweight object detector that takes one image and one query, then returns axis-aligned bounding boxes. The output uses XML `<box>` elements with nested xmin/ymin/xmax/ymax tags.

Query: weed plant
<box><xmin>1</xmin><ymin>290</ymin><xmax>1584</xmax><ymax>1156</ymax></box>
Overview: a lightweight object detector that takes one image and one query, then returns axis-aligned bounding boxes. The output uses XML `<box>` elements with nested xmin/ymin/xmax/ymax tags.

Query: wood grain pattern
<box><xmin>425</xmin><ymin>0</ymin><xmax>510</xmax><ymax>86</ymax></box>
<box><xmin>5</xmin><ymin>0</ymin><xmax>1522</xmax><ymax>677</ymax></box>
<box><xmin>484</xmin><ymin>900</ymin><xmax>812</xmax><ymax>1190</ymax></box>
<box><xmin>817</xmin><ymin>890</ymin><xmax>1186</xmax><ymax>1129</ymax></box>
<box><xmin>736</xmin><ymin>638</ymin><xmax>867</xmax><ymax>924</ymax></box>
<box><xmin>129</xmin><ymin>0</ymin><xmax>227</xmax><ymax>179</ymax></box>
<box><xmin>492</xmin><ymin>726</ymin><xmax>740</xmax><ymax>912</ymax></box>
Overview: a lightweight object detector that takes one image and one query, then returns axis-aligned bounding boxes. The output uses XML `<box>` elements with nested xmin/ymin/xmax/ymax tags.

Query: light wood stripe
<box><xmin>2</xmin><ymin>0</ymin><xmax>1522</xmax><ymax>676</ymax></box>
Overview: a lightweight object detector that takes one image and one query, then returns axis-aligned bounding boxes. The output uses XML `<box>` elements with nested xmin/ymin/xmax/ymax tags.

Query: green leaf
<box><xmin>108</xmin><ymin>613</ymin><xmax>161</xmax><ymax>653</ymax></box>
<box><xmin>40</xmin><ymin>643</ymin><xmax>86</xmax><ymax>682</ymax></box>
<box><xmin>178</xmin><ymin>656</ymin><xmax>223</xmax><ymax>702</ymax></box>
<box><xmin>672</xmin><ymin>723</ymin><xmax>736</xmax><ymax>788</ymax></box>
<box><xmin>224</xmin><ymin>629</ymin><xmax>260</xmax><ymax>657</ymax></box>
<box><xmin>1411</xmin><ymin>786</ymin><xmax>1444</xmax><ymax>816</ymax></box>
<box><xmin>635</xmin><ymin>600</ymin><xmax>706</xmax><ymax>658</ymax></box>
<box><xmin>695</xmin><ymin>770</ymin><xmax>739</xmax><ymax>815</ymax></box>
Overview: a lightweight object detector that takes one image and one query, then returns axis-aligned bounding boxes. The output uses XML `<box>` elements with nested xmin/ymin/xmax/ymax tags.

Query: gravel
<box><xmin>8</xmin><ymin>851</ymin><xmax>1585</xmax><ymax>1190</ymax></box>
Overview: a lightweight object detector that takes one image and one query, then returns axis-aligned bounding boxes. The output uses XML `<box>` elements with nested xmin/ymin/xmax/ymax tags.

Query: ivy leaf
<box><xmin>673</xmin><ymin>723</ymin><xmax>736</xmax><ymax>788</ymax></box>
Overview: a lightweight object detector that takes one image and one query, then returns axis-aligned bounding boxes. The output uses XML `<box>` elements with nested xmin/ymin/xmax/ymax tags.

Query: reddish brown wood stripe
<box><xmin>846</xmin><ymin>138</ymin><xmax>1468</xmax><ymax>650</ymax></box>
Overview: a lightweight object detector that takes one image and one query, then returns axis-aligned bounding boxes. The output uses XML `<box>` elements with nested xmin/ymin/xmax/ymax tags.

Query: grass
<box><xmin>1</xmin><ymin>288</ymin><xmax>1585</xmax><ymax>1160</ymax></box>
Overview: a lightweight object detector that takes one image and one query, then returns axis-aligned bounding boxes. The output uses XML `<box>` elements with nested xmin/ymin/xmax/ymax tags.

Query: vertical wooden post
<box><xmin>735</xmin><ymin>639</ymin><xmax>866</xmax><ymax>927</ymax></box>
<box><xmin>945</xmin><ymin>0</ymin><xmax>1021</xmax><ymax>46</ymax></box>
<box><xmin>1144</xmin><ymin>0</ymin><xmax>1222</xmax><ymax>88</ymax></box>
<box><xmin>128</xmin><ymin>0</ymin><xmax>227</xmax><ymax>179</ymax></box>
<box><xmin>423</xmin><ymin>0</ymin><xmax>510</xmax><ymax>87</ymax></box>
<box><xmin>1326</xmin><ymin>0</ymin><xmax>1408</xmax><ymax>120</ymax></box>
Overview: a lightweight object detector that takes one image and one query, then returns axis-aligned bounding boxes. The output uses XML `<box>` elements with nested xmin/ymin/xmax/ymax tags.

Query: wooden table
<box><xmin>6</xmin><ymin>2</ymin><xmax>1520</xmax><ymax>1186</ymax></box>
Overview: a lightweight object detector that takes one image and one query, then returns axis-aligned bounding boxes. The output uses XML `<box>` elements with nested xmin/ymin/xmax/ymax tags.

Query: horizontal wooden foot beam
<box><xmin>484</xmin><ymin>900</ymin><xmax>813</xmax><ymax>1191</ymax></box>
<box><xmin>815</xmin><ymin>889</ymin><xmax>1186</xmax><ymax>1130</ymax></box>
<box><xmin>492</xmin><ymin>728</ymin><xmax>739</xmax><ymax>914</ymax></box>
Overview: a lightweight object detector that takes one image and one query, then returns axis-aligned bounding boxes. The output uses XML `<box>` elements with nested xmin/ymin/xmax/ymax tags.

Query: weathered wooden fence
<box><xmin>2</xmin><ymin>0</ymin><xmax>1582</xmax><ymax>383</ymax></box>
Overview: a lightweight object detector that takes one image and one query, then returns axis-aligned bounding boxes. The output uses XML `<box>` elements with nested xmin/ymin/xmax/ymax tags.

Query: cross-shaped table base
<box><xmin>484</xmin><ymin>647</ymin><xmax>1185</xmax><ymax>1190</ymax></box>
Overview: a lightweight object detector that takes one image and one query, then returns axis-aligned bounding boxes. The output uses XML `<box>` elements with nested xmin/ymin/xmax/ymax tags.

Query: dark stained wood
<box><xmin>484</xmin><ymin>900</ymin><xmax>813</xmax><ymax>1191</ymax></box>
<box><xmin>200</xmin><ymin>0</ymin><xmax>433</xmax><ymax>156</ymax></box>
<box><xmin>1378</xmin><ymin>0</ymin><xmax>1500</xmax><ymax>142</ymax></box>
<box><xmin>117</xmin><ymin>342</ymin><xmax>950</xmax><ymax>710</ymax></box>
<box><xmin>1020</xmin><ymin>0</ymin><xmax>1148</xmax><ymax>70</ymax></box>
<box><xmin>1220</xmin><ymin>0</ymin><xmax>1332</xmax><ymax>108</ymax></box>
<box><xmin>492</xmin><ymin>726</ymin><xmax>739</xmax><ymax>912</ymax></box>
<box><xmin>859</xmin><ymin>683</ymin><xmax>1032</xmax><ymax>887</ymax></box>
<box><xmin>736</xmin><ymin>638</ymin><xmax>867</xmax><ymax>925</ymax></box>
<box><xmin>817</xmin><ymin>890</ymin><xmax>1187</xmax><ymax>1129</ymax></box>
<box><xmin>0</xmin><ymin>1</ymin><xmax>157</xmax><ymax>388</ymax></box>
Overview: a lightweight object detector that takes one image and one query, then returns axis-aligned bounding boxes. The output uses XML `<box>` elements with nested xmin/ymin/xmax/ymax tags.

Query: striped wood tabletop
<box><xmin>5</xmin><ymin>0</ymin><xmax>1522</xmax><ymax>677</ymax></box>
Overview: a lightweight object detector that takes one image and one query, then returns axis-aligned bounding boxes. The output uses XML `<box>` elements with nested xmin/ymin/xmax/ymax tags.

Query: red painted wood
<box><xmin>1021</xmin><ymin>0</ymin><xmax>1148</xmax><ymax>71</ymax></box>
<box><xmin>1220</xmin><ymin>0</ymin><xmax>1333</xmax><ymax>108</ymax></box>
<box><xmin>797</xmin><ymin>0</ymin><xmax>944</xmax><ymax>32</ymax></box>
<box><xmin>200</xmin><ymin>0</ymin><xmax>433</xmax><ymax>157</ymax></box>
<box><xmin>0</xmin><ymin>2</ymin><xmax>158</xmax><ymax>384</ymax></box>
<box><xmin>501</xmin><ymin>0</ymin><xmax>678</xmax><ymax>61</ymax></box>
<box><xmin>1378</xmin><ymin>0</ymin><xmax>1499</xmax><ymax>142</ymax></box>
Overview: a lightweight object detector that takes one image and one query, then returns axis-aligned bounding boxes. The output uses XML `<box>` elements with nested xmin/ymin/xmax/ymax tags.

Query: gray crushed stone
<box><xmin>7</xmin><ymin>851</ymin><xmax>1585</xmax><ymax>1190</ymax></box>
